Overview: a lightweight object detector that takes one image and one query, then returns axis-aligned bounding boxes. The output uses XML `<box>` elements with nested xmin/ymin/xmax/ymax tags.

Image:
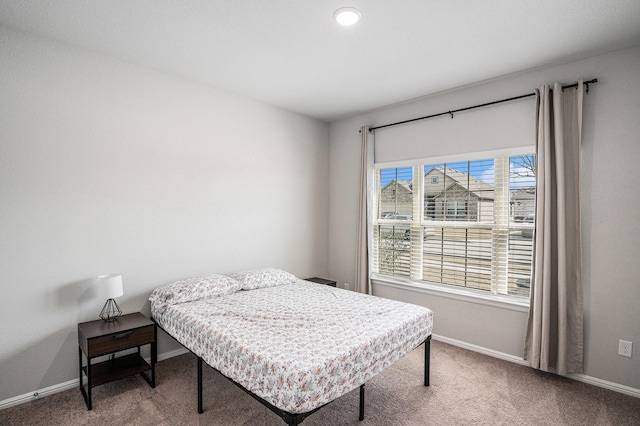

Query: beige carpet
<box><xmin>1</xmin><ymin>340</ymin><xmax>639</xmax><ymax>425</ymax></box>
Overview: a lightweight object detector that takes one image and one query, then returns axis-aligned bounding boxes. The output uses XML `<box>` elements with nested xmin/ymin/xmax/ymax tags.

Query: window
<box><xmin>446</xmin><ymin>201</ymin><xmax>467</xmax><ymax>218</ymax></box>
<box><xmin>373</xmin><ymin>153</ymin><xmax>536</xmax><ymax>298</ymax></box>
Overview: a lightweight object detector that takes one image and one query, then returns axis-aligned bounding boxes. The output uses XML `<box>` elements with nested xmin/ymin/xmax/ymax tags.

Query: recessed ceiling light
<box><xmin>334</xmin><ymin>7</ymin><xmax>361</xmax><ymax>26</ymax></box>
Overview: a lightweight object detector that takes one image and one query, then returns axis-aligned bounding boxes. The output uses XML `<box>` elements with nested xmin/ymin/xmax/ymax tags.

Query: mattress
<box><xmin>151</xmin><ymin>278</ymin><xmax>433</xmax><ymax>414</ymax></box>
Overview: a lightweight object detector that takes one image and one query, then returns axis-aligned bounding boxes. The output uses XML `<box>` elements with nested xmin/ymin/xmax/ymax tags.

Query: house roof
<box><xmin>425</xmin><ymin>167</ymin><xmax>495</xmax><ymax>200</ymax></box>
<box><xmin>381</xmin><ymin>180</ymin><xmax>413</xmax><ymax>193</ymax></box>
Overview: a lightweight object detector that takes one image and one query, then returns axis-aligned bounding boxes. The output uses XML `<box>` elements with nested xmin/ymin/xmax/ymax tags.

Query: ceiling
<box><xmin>2</xmin><ymin>1</ymin><xmax>640</xmax><ymax>122</ymax></box>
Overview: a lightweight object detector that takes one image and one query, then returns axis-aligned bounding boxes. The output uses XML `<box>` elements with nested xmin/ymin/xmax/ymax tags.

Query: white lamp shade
<box><xmin>97</xmin><ymin>274</ymin><xmax>124</xmax><ymax>299</ymax></box>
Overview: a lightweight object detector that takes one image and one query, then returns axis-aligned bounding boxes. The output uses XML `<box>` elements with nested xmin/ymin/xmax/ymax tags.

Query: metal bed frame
<box><xmin>155</xmin><ymin>318</ymin><xmax>431</xmax><ymax>425</ymax></box>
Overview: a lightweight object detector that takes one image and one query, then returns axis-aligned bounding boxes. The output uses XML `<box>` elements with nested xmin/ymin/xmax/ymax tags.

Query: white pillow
<box><xmin>149</xmin><ymin>274</ymin><xmax>241</xmax><ymax>305</ymax></box>
<box><xmin>230</xmin><ymin>268</ymin><xmax>297</xmax><ymax>290</ymax></box>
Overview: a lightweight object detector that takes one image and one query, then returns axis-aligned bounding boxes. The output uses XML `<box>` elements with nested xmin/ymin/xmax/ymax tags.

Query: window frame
<box><xmin>371</xmin><ymin>147</ymin><xmax>536</xmax><ymax>306</ymax></box>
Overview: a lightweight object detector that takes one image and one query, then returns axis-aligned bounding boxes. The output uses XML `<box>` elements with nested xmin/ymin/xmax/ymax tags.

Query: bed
<box><xmin>149</xmin><ymin>268</ymin><xmax>433</xmax><ymax>425</ymax></box>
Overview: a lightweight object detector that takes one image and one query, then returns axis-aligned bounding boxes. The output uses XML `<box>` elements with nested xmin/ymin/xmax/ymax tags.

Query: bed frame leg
<box><xmin>359</xmin><ymin>384</ymin><xmax>365</xmax><ymax>421</ymax></box>
<box><xmin>197</xmin><ymin>357</ymin><xmax>203</xmax><ymax>414</ymax></box>
<box><xmin>424</xmin><ymin>336</ymin><xmax>431</xmax><ymax>386</ymax></box>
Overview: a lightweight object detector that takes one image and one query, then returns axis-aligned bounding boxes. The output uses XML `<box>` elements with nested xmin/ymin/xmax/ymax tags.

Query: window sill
<box><xmin>371</xmin><ymin>275</ymin><xmax>530</xmax><ymax>313</ymax></box>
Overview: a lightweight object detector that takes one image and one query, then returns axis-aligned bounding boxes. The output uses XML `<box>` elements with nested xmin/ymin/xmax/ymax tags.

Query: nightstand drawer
<box><xmin>87</xmin><ymin>325</ymin><xmax>154</xmax><ymax>357</ymax></box>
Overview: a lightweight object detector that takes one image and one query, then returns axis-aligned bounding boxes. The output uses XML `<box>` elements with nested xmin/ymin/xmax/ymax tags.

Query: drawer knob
<box><xmin>114</xmin><ymin>331</ymin><xmax>133</xmax><ymax>339</ymax></box>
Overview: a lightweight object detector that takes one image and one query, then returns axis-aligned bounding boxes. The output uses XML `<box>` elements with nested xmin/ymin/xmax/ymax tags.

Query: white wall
<box><xmin>329</xmin><ymin>47</ymin><xmax>640</xmax><ymax>391</ymax></box>
<box><xmin>0</xmin><ymin>26</ymin><xmax>329</xmax><ymax>402</ymax></box>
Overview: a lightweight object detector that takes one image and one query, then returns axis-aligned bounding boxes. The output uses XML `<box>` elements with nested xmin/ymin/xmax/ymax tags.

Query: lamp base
<box><xmin>100</xmin><ymin>298</ymin><xmax>122</xmax><ymax>322</ymax></box>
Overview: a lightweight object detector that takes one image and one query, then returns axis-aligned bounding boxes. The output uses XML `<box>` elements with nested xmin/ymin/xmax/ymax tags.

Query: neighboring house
<box><xmin>510</xmin><ymin>187</ymin><xmax>536</xmax><ymax>220</ymax></box>
<box><xmin>380</xmin><ymin>179</ymin><xmax>414</xmax><ymax>218</ymax></box>
<box><xmin>424</xmin><ymin>167</ymin><xmax>494</xmax><ymax>221</ymax></box>
<box><xmin>379</xmin><ymin>167</ymin><xmax>495</xmax><ymax>221</ymax></box>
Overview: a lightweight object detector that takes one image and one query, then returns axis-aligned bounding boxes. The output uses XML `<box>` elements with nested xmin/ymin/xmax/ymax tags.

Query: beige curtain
<box><xmin>355</xmin><ymin>126</ymin><xmax>374</xmax><ymax>294</ymax></box>
<box><xmin>524</xmin><ymin>81</ymin><xmax>584</xmax><ymax>375</ymax></box>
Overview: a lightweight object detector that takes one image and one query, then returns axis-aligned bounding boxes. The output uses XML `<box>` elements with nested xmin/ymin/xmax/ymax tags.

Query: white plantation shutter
<box><xmin>373</xmin><ymin>167</ymin><xmax>413</xmax><ymax>278</ymax></box>
<box><xmin>410</xmin><ymin>166</ymin><xmax>424</xmax><ymax>281</ymax></box>
<box><xmin>373</xmin><ymin>152</ymin><xmax>535</xmax><ymax>298</ymax></box>
<box><xmin>508</xmin><ymin>154</ymin><xmax>536</xmax><ymax>296</ymax></box>
<box><xmin>492</xmin><ymin>157</ymin><xmax>510</xmax><ymax>294</ymax></box>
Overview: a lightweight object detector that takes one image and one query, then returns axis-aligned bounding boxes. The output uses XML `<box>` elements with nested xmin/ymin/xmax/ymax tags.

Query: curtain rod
<box><xmin>368</xmin><ymin>78</ymin><xmax>598</xmax><ymax>132</ymax></box>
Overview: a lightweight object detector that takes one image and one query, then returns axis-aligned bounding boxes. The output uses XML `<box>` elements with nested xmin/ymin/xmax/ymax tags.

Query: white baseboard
<box><xmin>0</xmin><ymin>347</ymin><xmax>189</xmax><ymax>411</ymax></box>
<box><xmin>567</xmin><ymin>372</ymin><xmax>640</xmax><ymax>398</ymax></box>
<box><xmin>432</xmin><ymin>333</ymin><xmax>640</xmax><ymax>398</ymax></box>
<box><xmin>155</xmin><ymin>347</ymin><xmax>189</xmax><ymax>363</ymax></box>
<box><xmin>432</xmin><ymin>334</ymin><xmax>530</xmax><ymax>366</ymax></box>
<box><xmin>2</xmin><ymin>338</ymin><xmax>638</xmax><ymax>410</ymax></box>
<box><xmin>0</xmin><ymin>378</ymin><xmax>80</xmax><ymax>411</ymax></box>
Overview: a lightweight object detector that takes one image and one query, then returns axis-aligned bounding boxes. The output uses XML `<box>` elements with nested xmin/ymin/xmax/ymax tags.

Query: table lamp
<box><xmin>98</xmin><ymin>274</ymin><xmax>123</xmax><ymax>322</ymax></box>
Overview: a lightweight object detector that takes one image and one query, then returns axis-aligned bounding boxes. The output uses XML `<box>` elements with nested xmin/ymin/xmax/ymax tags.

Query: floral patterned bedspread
<box><xmin>151</xmin><ymin>279</ymin><xmax>433</xmax><ymax>414</ymax></box>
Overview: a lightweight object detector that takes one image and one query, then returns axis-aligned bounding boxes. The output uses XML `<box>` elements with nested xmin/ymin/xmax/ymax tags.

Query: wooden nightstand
<box><xmin>78</xmin><ymin>312</ymin><xmax>156</xmax><ymax>410</ymax></box>
<box><xmin>305</xmin><ymin>277</ymin><xmax>337</xmax><ymax>287</ymax></box>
